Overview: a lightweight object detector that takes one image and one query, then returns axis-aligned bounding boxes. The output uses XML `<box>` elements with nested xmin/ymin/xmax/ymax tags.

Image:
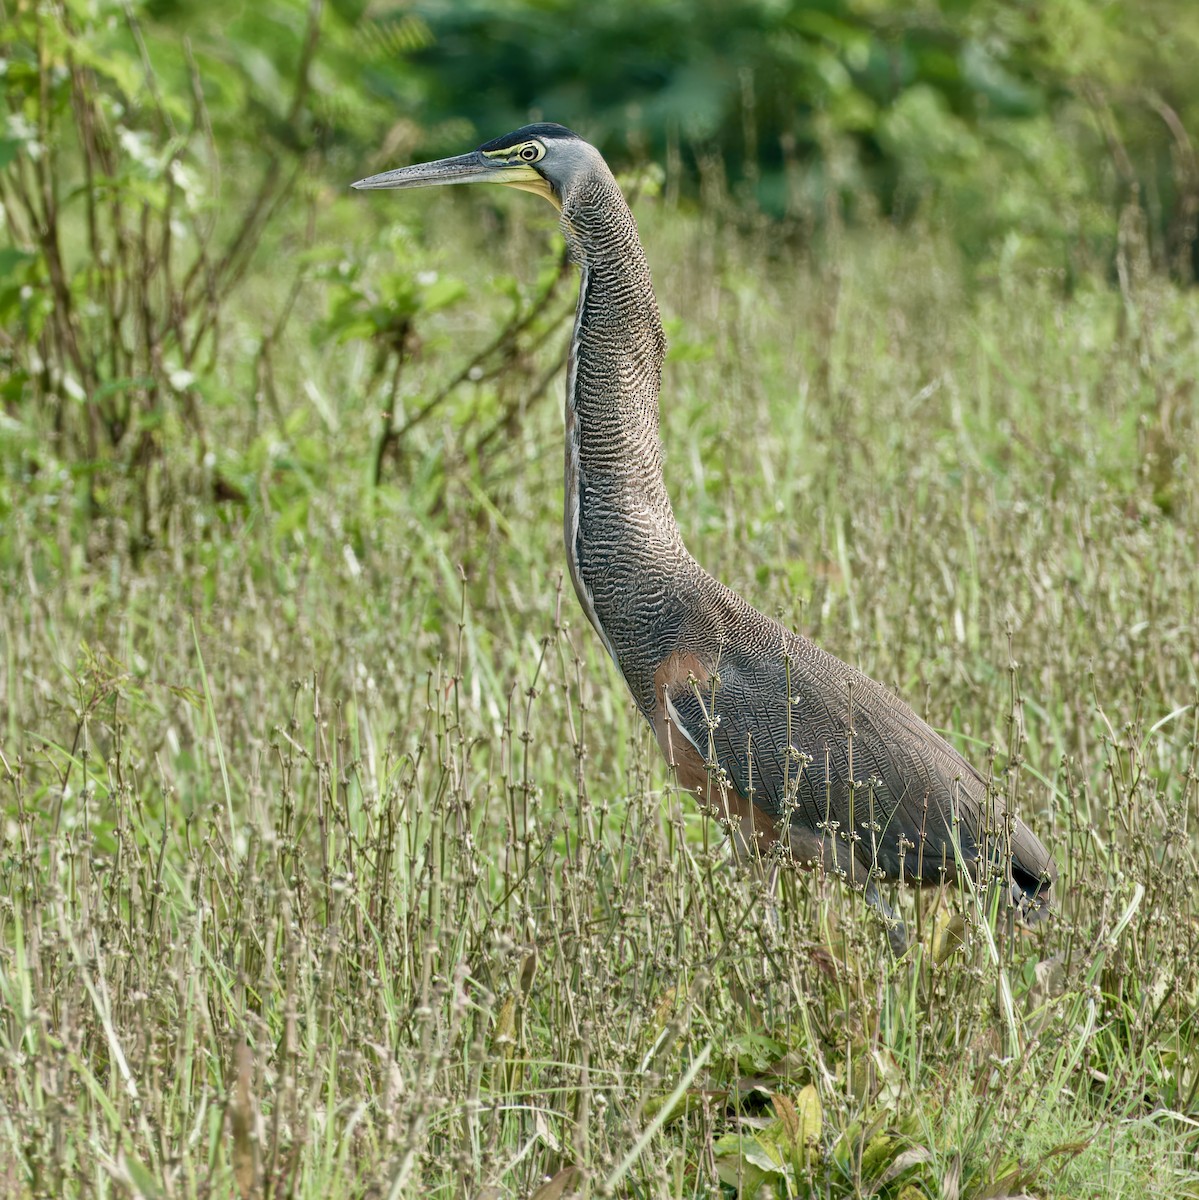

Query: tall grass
<box><xmin>1</xmin><ymin>190</ymin><xmax>1198</xmax><ymax>1197</ymax></box>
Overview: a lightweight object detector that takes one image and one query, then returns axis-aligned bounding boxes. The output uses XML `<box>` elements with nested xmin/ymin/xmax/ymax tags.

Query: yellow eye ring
<box><xmin>517</xmin><ymin>142</ymin><xmax>544</xmax><ymax>163</ymax></box>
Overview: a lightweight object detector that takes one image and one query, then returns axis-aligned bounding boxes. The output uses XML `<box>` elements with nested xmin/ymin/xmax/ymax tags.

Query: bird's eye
<box><xmin>518</xmin><ymin>143</ymin><xmax>543</xmax><ymax>162</ymax></box>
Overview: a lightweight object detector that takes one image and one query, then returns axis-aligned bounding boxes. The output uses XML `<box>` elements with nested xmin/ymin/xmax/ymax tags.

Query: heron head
<box><xmin>351</xmin><ymin>123</ymin><xmax>602</xmax><ymax>211</ymax></box>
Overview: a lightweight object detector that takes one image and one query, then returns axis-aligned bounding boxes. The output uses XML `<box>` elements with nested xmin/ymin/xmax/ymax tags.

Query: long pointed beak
<box><xmin>351</xmin><ymin>150</ymin><xmax>539</xmax><ymax>192</ymax></box>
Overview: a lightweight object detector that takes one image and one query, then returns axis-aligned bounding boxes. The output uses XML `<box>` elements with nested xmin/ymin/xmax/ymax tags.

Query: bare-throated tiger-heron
<box><xmin>353</xmin><ymin>123</ymin><xmax>1057</xmax><ymax>951</ymax></box>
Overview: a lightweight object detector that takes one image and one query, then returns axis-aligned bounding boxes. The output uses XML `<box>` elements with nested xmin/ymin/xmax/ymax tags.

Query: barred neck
<box><xmin>557</xmin><ymin>169</ymin><xmax>686</xmax><ymax>663</ymax></box>
<box><xmin>560</xmin><ymin>171</ymin><xmax>668</xmax><ymax>495</ymax></box>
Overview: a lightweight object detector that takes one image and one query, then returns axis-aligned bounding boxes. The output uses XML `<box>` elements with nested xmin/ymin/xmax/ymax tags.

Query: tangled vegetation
<box><xmin>1</xmin><ymin>2</ymin><xmax>1198</xmax><ymax>1197</ymax></box>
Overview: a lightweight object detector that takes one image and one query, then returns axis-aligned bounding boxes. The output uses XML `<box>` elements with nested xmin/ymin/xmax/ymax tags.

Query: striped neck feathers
<box><xmin>556</xmin><ymin>164</ymin><xmax>685</xmax><ymax>667</ymax></box>
<box><xmin>558</xmin><ymin>168</ymin><xmax>675</xmax><ymax>521</ymax></box>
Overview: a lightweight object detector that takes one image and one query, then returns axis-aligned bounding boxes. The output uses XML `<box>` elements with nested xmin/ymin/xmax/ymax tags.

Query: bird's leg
<box><xmin>788</xmin><ymin>825</ymin><xmax>907</xmax><ymax>952</ymax></box>
<box><xmin>862</xmin><ymin>876</ymin><xmax>909</xmax><ymax>956</ymax></box>
<box><xmin>720</xmin><ymin>821</ymin><xmax>784</xmax><ymax>930</ymax></box>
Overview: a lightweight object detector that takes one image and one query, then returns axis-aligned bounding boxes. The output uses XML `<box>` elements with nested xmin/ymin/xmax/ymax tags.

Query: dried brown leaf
<box><xmin>874</xmin><ymin>1145</ymin><xmax>933</xmax><ymax>1188</ymax></box>
<box><xmin>529</xmin><ymin>1165</ymin><xmax>581</xmax><ymax>1200</ymax></box>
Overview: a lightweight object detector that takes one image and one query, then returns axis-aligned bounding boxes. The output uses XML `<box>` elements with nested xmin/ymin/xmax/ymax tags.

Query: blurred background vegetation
<box><xmin>1</xmin><ymin>0</ymin><xmax>1196</xmax><ymax>523</ymax></box>
<box><xmin>2</xmin><ymin>2</ymin><xmax>1199</xmax><ymax>1196</ymax></box>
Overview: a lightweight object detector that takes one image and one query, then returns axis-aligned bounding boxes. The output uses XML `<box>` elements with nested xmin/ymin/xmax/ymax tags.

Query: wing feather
<box><xmin>658</xmin><ymin>627</ymin><xmax>1054</xmax><ymax>897</ymax></box>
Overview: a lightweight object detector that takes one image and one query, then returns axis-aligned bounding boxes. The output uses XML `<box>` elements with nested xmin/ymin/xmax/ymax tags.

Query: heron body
<box><xmin>353</xmin><ymin>124</ymin><xmax>1057</xmax><ymax>947</ymax></box>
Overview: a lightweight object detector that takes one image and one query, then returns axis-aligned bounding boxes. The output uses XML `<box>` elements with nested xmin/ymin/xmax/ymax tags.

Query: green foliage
<box><xmin>1</xmin><ymin>3</ymin><xmax>1199</xmax><ymax>1196</ymax></box>
<box><xmin>3</xmin><ymin>0</ymin><xmax>1194</xmax><ymax>540</ymax></box>
<box><xmin>0</xmin><ymin>0</ymin><xmax>331</xmax><ymax>540</ymax></box>
<box><xmin>397</xmin><ymin>0</ymin><xmax>1198</xmax><ymax>269</ymax></box>
<box><xmin>2</xmin><ymin>203</ymin><xmax>1199</xmax><ymax>1194</ymax></box>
